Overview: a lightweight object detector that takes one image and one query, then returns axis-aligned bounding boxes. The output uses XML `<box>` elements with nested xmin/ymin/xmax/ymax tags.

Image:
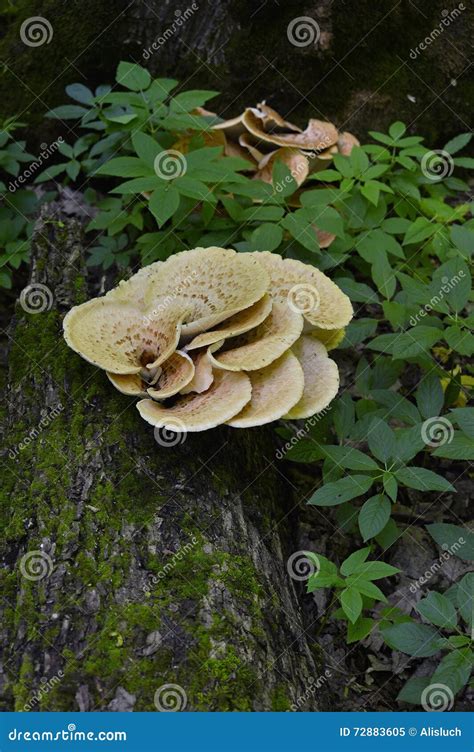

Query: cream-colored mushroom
<box><xmin>185</xmin><ymin>294</ymin><xmax>272</xmax><ymax>351</ymax></box>
<box><xmin>284</xmin><ymin>335</ymin><xmax>339</xmax><ymax>419</ymax></box>
<box><xmin>227</xmin><ymin>350</ymin><xmax>304</xmax><ymax>428</ymax></box>
<box><xmin>208</xmin><ymin>300</ymin><xmax>303</xmax><ymax>372</ymax></box>
<box><xmin>243</xmin><ymin>110</ymin><xmax>338</xmax><ymax>152</ymax></box>
<box><xmin>137</xmin><ymin>370</ymin><xmax>251</xmax><ymax>432</ymax></box>
<box><xmin>147</xmin><ymin>350</ymin><xmax>195</xmax><ymax>399</ymax></box>
<box><xmin>180</xmin><ymin>349</ymin><xmax>214</xmax><ymax>394</ymax></box>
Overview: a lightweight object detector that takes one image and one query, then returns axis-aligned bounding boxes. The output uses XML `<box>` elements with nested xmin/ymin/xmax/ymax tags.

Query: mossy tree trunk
<box><xmin>0</xmin><ymin>205</ymin><xmax>327</xmax><ymax>712</ymax></box>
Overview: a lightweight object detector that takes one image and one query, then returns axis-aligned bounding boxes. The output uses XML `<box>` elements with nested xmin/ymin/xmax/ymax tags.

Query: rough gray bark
<box><xmin>0</xmin><ymin>204</ymin><xmax>328</xmax><ymax>712</ymax></box>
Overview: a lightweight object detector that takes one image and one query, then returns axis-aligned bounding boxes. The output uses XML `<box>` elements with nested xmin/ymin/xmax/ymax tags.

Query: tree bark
<box><xmin>0</xmin><ymin>204</ymin><xmax>327</xmax><ymax>712</ymax></box>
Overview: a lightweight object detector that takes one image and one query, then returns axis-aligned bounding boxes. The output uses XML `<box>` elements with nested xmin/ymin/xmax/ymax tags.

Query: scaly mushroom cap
<box><xmin>255</xmin><ymin>148</ymin><xmax>309</xmax><ymax>186</ymax></box>
<box><xmin>208</xmin><ymin>300</ymin><xmax>303</xmax><ymax>372</ymax></box>
<box><xmin>243</xmin><ymin>110</ymin><xmax>338</xmax><ymax>152</ymax></box>
<box><xmin>284</xmin><ymin>336</ymin><xmax>339</xmax><ymax>419</ymax></box>
<box><xmin>250</xmin><ymin>251</ymin><xmax>353</xmax><ymax>330</ymax></box>
<box><xmin>180</xmin><ymin>349</ymin><xmax>214</xmax><ymax>394</ymax></box>
<box><xmin>107</xmin><ymin>371</ymin><xmax>149</xmax><ymax>397</ymax></box>
<box><xmin>105</xmin><ymin>261</ymin><xmax>163</xmax><ymax>309</ymax></box>
<box><xmin>144</xmin><ymin>247</ymin><xmax>269</xmax><ymax>338</ymax></box>
<box><xmin>337</xmin><ymin>131</ymin><xmax>360</xmax><ymax>156</ymax></box>
<box><xmin>312</xmin><ymin>326</ymin><xmax>346</xmax><ymax>351</ymax></box>
<box><xmin>137</xmin><ymin>370</ymin><xmax>251</xmax><ymax>432</ymax></box>
<box><xmin>185</xmin><ymin>294</ymin><xmax>272</xmax><ymax>351</ymax></box>
<box><xmin>63</xmin><ymin>297</ymin><xmax>183</xmax><ymax>374</ymax></box>
<box><xmin>227</xmin><ymin>350</ymin><xmax>304</xmax><ymax>428</ymax></box>
<box><xmin>147</xmin><ymin>350</ymin><xmax>195</xmax><ymax>399</ymax></box>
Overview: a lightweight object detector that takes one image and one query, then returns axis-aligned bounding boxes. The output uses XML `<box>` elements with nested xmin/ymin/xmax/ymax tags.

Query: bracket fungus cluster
<box><xmin>63</xmin><ymin>248</ymin><xmax>353</xmax><ymax>433</ymax></box>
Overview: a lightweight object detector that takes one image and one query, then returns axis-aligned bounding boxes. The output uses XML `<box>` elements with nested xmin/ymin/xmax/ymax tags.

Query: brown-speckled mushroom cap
<box><xmin>227</xmin><ymin>350</ymin><xmax>304</xmax><ymax>427</ymax></box>
<box><xmin>137</xmin><ymin>369</ymin><xmax>251</xmax><ymax>432</ymax></box>
<box><xmin>144</xmin><ymin>246</ymin><xmax>270</xmax><ymax>338</ymax></box>
<box><xmin>243</xmin><ymin>110</ymin><xmax>338</xmax><ymax>152</ymax></box>
<box><xmin>185</xmin><ymin>294</ymin><xmax>272</xmax><ymax>351</ymax></box>
<box><xmin>147</xmin><ymin>350</ymin><xmax>195</xmax><ymax>399</ymax></box>
<box><xmin>63</xmin><ymin>297</ymin><xmax>183</xmax><ymax>374</ymax></box>
<box><xmin>284</xmin><ymin>335</ymin><xmax>339</xmax><ymax>419</ymax></box>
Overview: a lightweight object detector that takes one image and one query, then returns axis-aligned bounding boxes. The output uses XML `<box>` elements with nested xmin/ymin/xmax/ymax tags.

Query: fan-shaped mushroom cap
<box><xmin>243</xmin><ymin>110</ymin><xmax>338</xmax><ymax>151</ymax></box>
<box><xmin>208</xmin><ymin>300</ymin><xmax>303</xmax><ymax>372</ymax></box>
<box><xmin>312</xmin><ymin>326</ymin><xmax>346</xmax><ymax>351</ymax></box>
<box><xmin>185</xmin><ymin>294</ymin><xmax>272</xmax><ymax>351</ymax></box>
<box><xmin>250</xmin><ymin>251</ymin><xmax>353</xmax><ymax>330</ymax></box>
<box><xmin>105</xmin><ymin>261</ymin><xmax>163</xmax><ymax>309</ymax></box>
<box><xmin>238</xmin><ymin>132</ymin><xmax>265</xmax><ymax>164</ymax></box>
<box><xmin>137</xmin><ymin>370</ymin><xmax>251</xmax><ymax>432</ymax></box>
<box><xmin>227</xmin><ymin>351</ymin><xmax>304</xmax><ymax>427</ymax></box>
<box><xmin>147</xmin><ymin>350</ymin><xmax>195</xmax><ymax>399</ymax></box>
<box><xmin>255</xmin><ymin>102</ymin><xmax>302</xmax><ymax>133</ymax></box>
<box><xmin>107</xmin><ymin>371</ymin><xmax>149</xmax><ymax>396</ymax></box>
<box><xmin>63</xmin><ymin>297</ymin><xmax>183</xmax><ymax>374</ymax></box>
<box><xmin>284</xmin><ymin>336</ymin><xmax>339</xmax><ymax>419</ymax></box>
<box><xmin>180</xmin><ymin>350</ymin><xmax>214</xmax><ymax>394</ymax></box>
<box><xmin>255</xmin><ymin>148</ymin><xmax>309</xmax><ymax>186</ymax></box>
<box><xmin>212</xmin><ymin>113</ymin><xmax>247</xmax><ymax>140</ymax></box>
<box><xmin>337</xmin><ymin>131</ymin><xmax>360</xmax><ymax>156</ymax></box>
<box><xmin>144</xmin><ymin>247</ymin><xmax>270</xmax><ymax>338</ymax></box>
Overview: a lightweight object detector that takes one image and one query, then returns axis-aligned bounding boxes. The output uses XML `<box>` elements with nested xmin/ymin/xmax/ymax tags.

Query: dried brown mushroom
<box><xmin>63</xmin><ymin>246</ymin><xmax>352</xmax><ymax>435</ymax></box>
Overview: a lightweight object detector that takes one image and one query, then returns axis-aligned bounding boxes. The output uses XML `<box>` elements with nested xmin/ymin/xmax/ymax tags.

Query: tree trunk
<box><xmin>0</xmin><ymin>204</ymin><xmax>327</xmax><ymax>712</ymax></box>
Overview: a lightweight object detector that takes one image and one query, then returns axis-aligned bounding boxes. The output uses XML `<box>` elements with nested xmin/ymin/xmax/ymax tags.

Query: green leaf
<box><xmin>249</xmin><ymin>223</ymin><xmax>283</xmax><ymax>252</ymax></box>
<box><xmin>174</xmin><ymin>176</ymin><xmax>212</xmax><ymax>201</ymax></box>
<box><xmin>415</xmin><ymin>373</ymin><xmax>444</xmax><ymax>419</ymax></box>
<box><xmin>272</xmin><ymin>160</ymin><xmax>298</xmax><ymax>198</ymax></box>
<box><xmin>403</xmin><ymin>217</ymin><xmax>437</xmax><ymax>246</ymax></box>
<box><xmin>432</xmin><ymin>649</ymin><xmax>472</xmax><ymax>697</ymax></box>
<box><xmin>347</xmin><ymin>617</ymin><xmax>375</xmax><ymax>644</ymax></box>
<box><xmin>281</xmin><ymin>213</ymin><xmax>319</xmax><ymax>252</ymax></box>
<box><xmin>389</xmin><ymin>121</ymin><xmax>407</xmax><ymax>140</ymax></box>
<box><xmin>319</xmin><ymin>445</ymin><xmax>379</xmax><ymax>472</ymax></box>
<box><xmin>132</xmin><ymin>131</ymin><xmax>161</xmax><ymax>166</ymax></box>
<box><xmin>116</xmin><ymin>61</ymin><xmax>151</xmax><ymax>91</ymax></box>
<box><xmin>391</xmin><ymin>327</ymin><xmax>441</xmax><ymax>359</ymax></box>
<box><xmin>308</xmin><ymin>475</ymin><xmax>375</xmax><ymax>507</ymax></box>
<box><xmin>381</xmin><ymin>622</ymin><xmax>442</xmax><ymax>657</ymax></box>
<box><xmin>383</xmin><ymin>472</ymin><xmax>398</xmax><ymax>502</ymax></box>
<box><xmin>445</xmin><ymin>325</ymin><xmax>474</xmax><ymax>356</ymax></box>
<box><xmin>433</xmin><ymin>432</ymin><xmax>474</xmax><ymax>460</ymax></box>
<box><xmin>170</xmin><ymin>90</ymin><xmax>219</xmax><ymax>112</ymax></box>
<box><xmin>340</xmin><ymin>547</ymin><xmax>371</xmax><ymax>576</ymax></box>
<box><xmin>426</xmin><ymin>523</ymin><xmax>474</xmax><ymax>562</ymax></box>
<box><xmin>350</xmin><ymin>561</ymin><xmax>399</xmax><ymax>581</ymax></box>
<box><xmin>456</xmin><ymin>573</ymin><xmax>473</xmax><ymax>630</ymax></box>
<box><xmin>358</xmin><ymin>494</ymin><xmax>391</xmax><ymax>541</ymax></box>
<box><xmin>65</xmin><ymin>83</ymin><xmax>94</xmax><ymax>105</ymax></box>
<box><xmin>443</xmin><ymin>132</ymin><xmax>472</xmax><ymax>155</ymax></box>
<box><xmin>397</xmin><ymin>676</ymin><xmax>431</xmax><ymax>704</ymax></box>
<box><xmin>367</xmin><ymin>418</ymin><xmax>396</xmax><ymax>464</ymax></box>
<box><xmin>360</xmin><ymin>180</ymin><xmax>380</xmax><ymax>206</ymax></box>
<box><xmin>46</xmin><ymin>105</ymin><xmax>89</xmax><ymax>120</ymax></box>
<box><xmin>395</xmin><ymin>466</ymin><xmax>454</xmax><ymax>493</ymax></box>
<box><xmin>340</xmin><ymin>587</ymin><xmax>363</xmax><ymax>624</ymax></box>
<box><xmin>372</xmin><ymin>251</ymin><xmax>395</xmax><ymax>299</ymax></box>
<box><xmin>450</xmin><ymin>225</ymin><xmax>473</xmax><ymax>256</ymax></box>
<box><xmin>333</xmin><ymin>394</ymin><xmax>355</xmax><ymax>441</ymax></box>
<box><xmin>417</xmin><ymin>591</ymin><xmax>458</xmax><ymax>630</ymax></box>
<box><xmin>148</xmin><ymin>185</ymin><xmax>180</xmax><ymax>227</ymax></box>
<box><xmin>95</xmin><ymin>157</ymin><xmax>150</xmax><ymax>178</ymax></box>
<box><xmin>450</xmin><ymin>408</ymin><xmax>474</xmax><ymax>438</ymax></box>
<box><xmin>346</xmin><ymin>578</ymin><xmax>387</xmax><ymax>603</ymax></box>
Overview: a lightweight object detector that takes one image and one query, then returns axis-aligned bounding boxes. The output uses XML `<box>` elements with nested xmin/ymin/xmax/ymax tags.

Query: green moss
<box><xmin>271</xmin><ymin>685</ymin><xmax>292</xmax><ymax>711</ymax></box>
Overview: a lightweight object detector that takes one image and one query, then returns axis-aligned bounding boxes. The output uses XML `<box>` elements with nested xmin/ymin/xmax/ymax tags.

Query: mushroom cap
<box><xmin>250</xmin><ymin>251</ymin><xmax>353</xmax><ymax>330</ymax></box>
<box><xmin>255</xmin><ymin>102</ymin><xmax>302</xmax><ymax>133</ymax></box>
<box><xmin>137</xmin><ymin>369</ymin><xmax>251</xmax><ymax>432</ymax></box>
<box><xmin>255</xmin><ymin>148</ymin><xmax>309</xmax><ymax>186</ymax></box>
<box><xmin>185</xmin><ymin>294</ymin><xmax>272</xmax><ymax>351</ymax></box>
<box><xmin>227</xmin><ymin>350</ymin><xmax>304</xmax><ymax>428</ymax></box>
<box><xmin>208</xmin><ymin>300</ymin><xmax>303</xmax><ymax>372</ymax></box>
<box><xmin>284</xmin><ymin>335</ymin><xmax>339</xmax><ymax>419</ymax></box>
<box><xmin>105</xmin><ymin>261</ymin><xmax>163</xmax><ymax>310</ymax></box>
<box><xmin>311</xmin><ymin>326</ymin><xmax>346</xmax><ymax>351</ymax></box>
<box><xmin>238</xmin><ymin>132</ymin><xmax>265</xmax><ymax>163</ymax></box>
<box><xmin>337</xmin><ymin>131</ymin><xmax>360</xmax><ymax>156</ymax></box>
<box><xmin>63</xmin><ymin>297</ymin><xmax>182</xmax><ymax>374</ymax></box>
<box><xmin>212</xmin><ymin>113</ymin><xmax>247</xmax><ymax>140</ymax></box>
<box><xmin>243</xmin><ymin>110</ymin><xmax>338</xmax><ymax>151</ymax></box>
<box><xmin>107</xmin><ymin>371</ymin><xmax>148</xmax><ymax>396</ymax></box>
<box><xmin>144</xmin><ymin>246</ymin><xmax>270</xmax><ymax>338</ymax></box>
<box><xmin>147</xmin><ymin>350</ymin><xmax>195</xmax><ymax>399</ymax></box>
<box><xmin>180</xmin><ymin>349</ymin><xmax>214</xmax><ymax>394</ymax></box>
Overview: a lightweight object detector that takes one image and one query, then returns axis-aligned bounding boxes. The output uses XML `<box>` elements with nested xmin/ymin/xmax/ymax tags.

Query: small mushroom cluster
<box><xmin>201</xmin><ymin>101</ymin><xmax>359</xmax><ymax>188</ymax></box>
<box><xmin>63</xmin><ymin>248</ymin><xmax>353</xmax><ymax>433</ymax></box>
